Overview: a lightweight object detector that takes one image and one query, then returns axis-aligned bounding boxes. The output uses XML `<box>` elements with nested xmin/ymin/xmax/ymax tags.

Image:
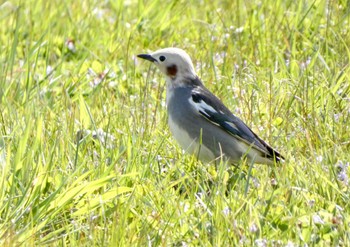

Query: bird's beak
<box><xmin>137</xmin><ymin>54</ymin><xmax>157</xmax><ymax>63</ymax></box>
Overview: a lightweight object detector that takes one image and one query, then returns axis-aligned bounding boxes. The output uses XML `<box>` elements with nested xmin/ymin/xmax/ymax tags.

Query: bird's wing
<box><xmin>190</xmin><ymin>87</ymin><xmax>284</xmax><ymax>161</ymax></box>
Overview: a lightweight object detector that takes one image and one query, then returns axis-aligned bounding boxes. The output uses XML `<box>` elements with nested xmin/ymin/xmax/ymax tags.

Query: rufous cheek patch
<box><xmin>166</xmin><ymin>65</ymin><xmax>177</xmax><ymax>77</ymax></box>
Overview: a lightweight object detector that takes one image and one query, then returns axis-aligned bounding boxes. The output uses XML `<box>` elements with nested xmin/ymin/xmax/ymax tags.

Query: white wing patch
<box><xmin>224</xmin><ymin>121</ymin><xmax>239</xmax><ymax>132</ymax></box>
<box><xmin>188</xmin><ymin>97</ymin><xmax>218</xmax><ymax>117</ymax></box>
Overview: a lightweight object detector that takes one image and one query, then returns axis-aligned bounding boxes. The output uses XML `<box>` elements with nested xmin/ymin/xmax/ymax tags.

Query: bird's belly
<box><xmin>168</xmin><ymin>115</ymin><xmax>215</xmax><ymax>162</ymax></box>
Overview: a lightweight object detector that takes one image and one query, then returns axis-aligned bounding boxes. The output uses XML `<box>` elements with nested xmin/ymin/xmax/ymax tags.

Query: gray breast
<box><xmin>167</xmin><ymin>86</ymin><xmax>247</xmax><ymax>162</ymax></box>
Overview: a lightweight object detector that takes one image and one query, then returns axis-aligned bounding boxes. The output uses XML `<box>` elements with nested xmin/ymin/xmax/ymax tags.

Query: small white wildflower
<box><xmin>249</xmin><ymin>222</ymin><xmax>258</xmax><ymax>233</ymax></box>
<box><xmin>316</xmin><ymin>155</ymin><xmax>323</xmax><ymax>163</ymax></box>
<box><xmin>46</xmin><ymin>65</ymin><xmax>54</xmax><ymax>76</ymax></box>
<box><xmin>93</xmin><ymin>8</ymin><xmax>105</xmax><ymax>19</ymax></box>
<box><xmin>252</xmin><ymin>177</ymin><xmax>260</xmax><ymax>188</ymax></box>
<box><xmin>255</xmin><ymin>238</ymin><xmax>267</xmax><ymax>247</ymax></box>
<box><xmin>235</xmin><ymin>107</ymin><xmax>243</xmax><ymax>115</ymax></box>
<box><xmin>336</xmin><ymin>161</ymin><xmax>349</xmax><ymax>185</ymax></box>
<box><xmin>90</xmin><ymin>215</ymin><xmax>99</xmax><ymax>221</ymax></box>
<box><xmin>19</xmin><ymin>59</ymin><xmax>25</xmax><ymax>68</ymax></box>
<box><xmin>65</xmin><ymin>39</ymin><xmax>76</xmax><ymax>52</ymax></box>
<box><xmin>222</xmin><ymin>206</ymin><xmax>230</xmax><ymax>216</ymax></box>
<box><xmin>333</xmin><ymin>113</ymin><xmax>341</xmax><ymax>122</ymax></box>
<box><xmin>108</xmin><ymin>80</ymin><xmax>117</xmax><ymax>88</ymax></box>
<box><xmin>337</xmin><ymin>170</ymin><xmax>348</xmax><ymax>185</ymax></box>
<box><xmin>235</xmin><ymin>27</ymin><xmax>244</xmax><ymax>33</ymax></box>
<box><xmin>335</xmin><ymin>204</ymin><xmax>344</xmax><ymax>211</ymax></box>
<box><xmin>285</xmin><ymin>241</ymin><xmax>296</xmax><ymax>247</ymax></box>
<box><xmin>285</xmin><ymin>59</ymin><xmax>290</xmax><ymax>67</ymax></box>
<box><xmin>271</xmin><ymin>178</ymin><xmax>278</xmax><ymax>186</ymax></box>
<box><xmin>183</xmin><ymin>203</ymin><xmax>190</xmax><ymax>213</ymax></box>
<box><xmin>312</xmin><ymin>214</ymin><xmax>324</xmax><ymax>225</ymax></box>
<box><xmin>305</xmin><ymin>56</ymin><xmax>311</xmax><ymax>66</ymax></box>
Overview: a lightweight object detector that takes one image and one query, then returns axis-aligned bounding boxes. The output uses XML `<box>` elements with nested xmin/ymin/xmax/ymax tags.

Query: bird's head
<box><xmin>137</xmin><ymin>48</ymin><xmax>197</xmax><ymax>85</ymax></box>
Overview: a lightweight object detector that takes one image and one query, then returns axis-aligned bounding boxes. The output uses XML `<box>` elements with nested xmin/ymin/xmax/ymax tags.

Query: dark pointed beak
<box><xmin>137</xmin><ymin>54</ymin><xmax>157</xmax><ymax>63</ymax></box>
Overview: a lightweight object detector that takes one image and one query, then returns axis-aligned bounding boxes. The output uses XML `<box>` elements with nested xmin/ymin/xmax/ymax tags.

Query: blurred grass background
<box><xmin>0</xmin><ymin>0</ymin><xmax>349</xmax><ymax>245</ymax></box>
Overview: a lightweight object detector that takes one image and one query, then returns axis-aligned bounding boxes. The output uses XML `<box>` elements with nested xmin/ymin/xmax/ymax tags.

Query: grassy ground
<box><xmin>0</xmin><ymin>0</ymin><xmax>349</xmax><ymax>245</ymax></box>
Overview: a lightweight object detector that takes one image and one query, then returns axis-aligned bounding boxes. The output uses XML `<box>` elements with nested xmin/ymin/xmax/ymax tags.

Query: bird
<box><xmin>137</xmin><ymin>48</ymin><xmax>284</xmax><ymax>165</ymax></box>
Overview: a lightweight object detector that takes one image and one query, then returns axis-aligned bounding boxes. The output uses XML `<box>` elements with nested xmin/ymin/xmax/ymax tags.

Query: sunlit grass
<box><xmin>0</xmin><ymin>0</ymin><xmax>349</xmax><ymax>245</ymax></box>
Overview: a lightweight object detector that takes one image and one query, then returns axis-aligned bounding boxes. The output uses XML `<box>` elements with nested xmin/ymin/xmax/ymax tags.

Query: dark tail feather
<box><xmin>267</xmin><ymin>146</ymin><xmax>285</xmax><ymax>163</ymax></box>
<box><xmin>256</xmin><ymin>136</ymin><xmax>285</xmax><ymax>163</ymax></box>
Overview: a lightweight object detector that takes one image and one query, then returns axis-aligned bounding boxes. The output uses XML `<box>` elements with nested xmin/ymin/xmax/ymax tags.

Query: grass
<box><xmin>0</xmin><ymin>0</ymin><xmax>349</xmax><ymax>245</ymax></box>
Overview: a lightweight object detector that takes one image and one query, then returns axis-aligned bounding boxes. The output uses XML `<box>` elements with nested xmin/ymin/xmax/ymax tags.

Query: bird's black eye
<box><xmin>159</xmin><ymin>55</ymin><xmax>166</xmax><ymax>62</ymax></box>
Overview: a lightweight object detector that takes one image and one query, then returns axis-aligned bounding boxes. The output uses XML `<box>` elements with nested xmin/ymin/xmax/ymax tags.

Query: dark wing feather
<box><xmin>191</xmin><ymin>86</ymin><xmax>284</xmax><ymax>162</ymax></box>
